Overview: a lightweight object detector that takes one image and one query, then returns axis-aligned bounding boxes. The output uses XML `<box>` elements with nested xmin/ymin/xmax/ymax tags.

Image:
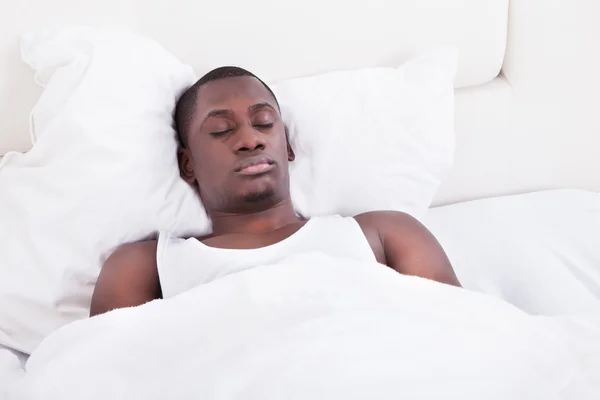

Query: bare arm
<box><xmin>355</xmin><ymin>211</ymin><xmax>461</xmax><ymax>287</ymax></box>
<box><xmin>90</xmin><ymin>240</ymin><xmax>162</xmax><ymax>317</ymax></box>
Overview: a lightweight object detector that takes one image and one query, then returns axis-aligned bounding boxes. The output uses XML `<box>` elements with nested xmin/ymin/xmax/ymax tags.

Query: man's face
<box><xmin>179</xmin><ymin>76</ymin><xmax>294</xmax><ymax>212</ymax></box>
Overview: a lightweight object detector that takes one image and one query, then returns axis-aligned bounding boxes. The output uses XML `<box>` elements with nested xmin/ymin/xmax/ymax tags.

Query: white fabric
<box><xmin>0</xmin><ymin>27</ymin><xmax>208</xmax><ymax>354</ymax></box>
<box><xmin>279</xmin><ymin>48</ymin><xmax>457</xmax><ymax>217</ymax></box>
<box><xmin>424</xmin><ymin>190</ymin><xmax>600</xmax><ymax>316</ymax></box>
<box><xmin>0</xmin><ymin>345</ymin><xmax>26</xmax><ymax>399</ymax></box>
<box><xmin>0</xmin><ymin>27</ymin><xmax>455</xmax><ymax>354</ymax></box>
<box><xmin>9</xmin><ymin>253</ymin><xmax>600</xmax><ymax>399</ymax></box>
<box><xmin>157</xmin><ymin>215</ymin><xmax>376</xmax><ymax>299</ymax></box>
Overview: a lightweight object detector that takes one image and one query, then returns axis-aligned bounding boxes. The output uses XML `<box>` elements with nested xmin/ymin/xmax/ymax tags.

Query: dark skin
<box><xmin>90</xmin><ymin>76</ymin><xmax>461</xmax><ymax>317</ymax></box>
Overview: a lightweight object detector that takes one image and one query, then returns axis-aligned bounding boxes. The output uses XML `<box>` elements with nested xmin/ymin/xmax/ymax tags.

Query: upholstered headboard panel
<box><xmin>1</xmin><ymin>0</ymin><xmax>598</xmax><ymax>205</ymax></box>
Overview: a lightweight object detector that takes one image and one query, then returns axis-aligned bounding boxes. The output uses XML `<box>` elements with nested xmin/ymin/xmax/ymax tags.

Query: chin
<box><xmin>237</xmin><ymin>178</ymin><xmax>278</xmax><ymax>202</ymax></box>
<box><xmin>241</xmin><ymin>188</ymin><xmax>276</xmax><ymax>203</ymax></box>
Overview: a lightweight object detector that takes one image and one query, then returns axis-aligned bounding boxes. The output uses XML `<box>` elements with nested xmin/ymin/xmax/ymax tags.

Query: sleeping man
<box><xmin>90</xmin><ymin>66</ymin><xmax>461</xmax><ymax>316</ymax></box>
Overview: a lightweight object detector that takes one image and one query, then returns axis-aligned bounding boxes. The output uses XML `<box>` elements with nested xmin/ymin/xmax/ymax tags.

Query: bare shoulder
<box><xmin>354</xmin><ymin>210</ymin><xmax>441</xmax><ymax>251</ymax></box>
<box><xmin>104</xmin><ymin>240</ymin><xmax>159</xmax><ymax>269</ymax></box>
<box><xmin>90</xmin><ymin>240</ymin><xmax>161</xmax><ymax>317</ymax></box>
<box><xmin>355</xmin><ymin>210</ymin><xmax>461</xmax><ymax>287</ymax></box>
<box><xmin>354</xmin><ymin>210</ymin><xmax>418</xmax><ymax>225</ymax></box>
<box><xmin>354</xmin><ymin>210</ymin><xmax>424</xmax><ymax>236</ymax></box>
<box><xmin>353</xmin><ymin>210</ymin><xmax>422</xmax><ymax>264</ymax></box>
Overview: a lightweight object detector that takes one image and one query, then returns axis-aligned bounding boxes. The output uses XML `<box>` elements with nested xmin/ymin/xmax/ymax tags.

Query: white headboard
<box><xmin>1</xmin><ymin>0</ymin><xmax>599</xmax><ymax>205</ymax></box>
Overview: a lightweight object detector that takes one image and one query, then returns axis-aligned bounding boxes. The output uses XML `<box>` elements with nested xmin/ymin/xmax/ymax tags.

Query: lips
<box><xmin>234</xmin><ymin>155</ymin><xmax>275</xmax><ymax>176</ymax></box>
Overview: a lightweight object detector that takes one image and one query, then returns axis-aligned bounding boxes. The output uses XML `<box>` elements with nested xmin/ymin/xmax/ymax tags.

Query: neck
<box><xmin>208</xmin><ymin>197</ymin><xmax>301</xmax><ymax>236</ymax></box>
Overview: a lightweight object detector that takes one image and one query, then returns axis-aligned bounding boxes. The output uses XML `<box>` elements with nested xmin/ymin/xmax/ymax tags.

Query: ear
<box><xmin>285</xmin><ymin>125</ymin><xmax>295</xmax><ymax>162</ymax></box>
<box><xmin>177</xmin><ymin>147</ymin><xmax>197</xmax><ymax>185</ymax></box>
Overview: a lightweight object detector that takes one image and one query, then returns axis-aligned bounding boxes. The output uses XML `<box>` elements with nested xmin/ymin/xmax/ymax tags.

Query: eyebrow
<box><xmin>204</xmin><ymin>103</ymin><xmax>274</xmax><ymax>120</ymax></box>
<box><xmin>248</xmin><ymin>102</ymin><xmax>276</xmax><ymax>113</ymax></box>
<box><xmin>206</xmin><ymin>109</ymin><xmax>233</xmax><ymax>119</ymax></box>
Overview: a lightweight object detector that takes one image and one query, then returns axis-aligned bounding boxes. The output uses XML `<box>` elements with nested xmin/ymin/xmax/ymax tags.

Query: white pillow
<box><xmin>0</xmin><ymin>27</ymin><xmax>455</xmax><ymax>354</ymax></box>
<box><xmin>0</xmin><ymin>345</ymin><xmax>26</xmax><ymax>396</ymax></box>
<box><xmin>277</xmin><ymin>48</ymin><xmax>457</xmax><ymax>218</ymax></box>
<box><xmin>423</xmin><ymin>190</ymin><xmax>600</xmax><ymax>316</ymax></box>
<box><xmin>0</xmin><ymin>27</ymin><xmax>207</xmax><ymax>354</ymax></box>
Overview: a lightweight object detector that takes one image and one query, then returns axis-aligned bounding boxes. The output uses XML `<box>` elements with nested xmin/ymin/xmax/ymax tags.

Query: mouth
<box><xmin>234</xmin><ymin>155</ymin><xmax>275</xmax><ymax>176</ymax></box>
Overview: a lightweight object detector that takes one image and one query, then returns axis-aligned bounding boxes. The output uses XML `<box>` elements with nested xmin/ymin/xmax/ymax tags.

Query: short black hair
<box><xmin>174</xmin><ymin>66</ymin><xmax>279</xmax><ymax>148</ymax></box>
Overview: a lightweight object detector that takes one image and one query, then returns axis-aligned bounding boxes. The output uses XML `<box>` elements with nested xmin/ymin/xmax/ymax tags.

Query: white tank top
<box><xmin>156</xmin><ymin>215</ymin><xmax>377</xmax><ymax>298</ymax></box>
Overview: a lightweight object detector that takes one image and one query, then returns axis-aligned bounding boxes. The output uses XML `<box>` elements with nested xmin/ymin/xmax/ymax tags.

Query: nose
<box><xmin>234</xmin><ymin>125</ymin><xmax>266</xmax><ymax>153</ymax></box>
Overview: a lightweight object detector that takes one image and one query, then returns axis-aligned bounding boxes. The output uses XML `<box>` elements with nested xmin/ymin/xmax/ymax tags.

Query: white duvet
<box><xmin>8</xmin><ymin>252</ymin><xmax>600</xmax><ymax>399</ymax></box>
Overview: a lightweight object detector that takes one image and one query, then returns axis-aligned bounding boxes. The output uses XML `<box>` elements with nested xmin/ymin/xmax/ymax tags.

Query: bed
<box><xmin>1</xmin><ymin>1</ymin><xmax>599</xmax><ymax>398</ymax></box>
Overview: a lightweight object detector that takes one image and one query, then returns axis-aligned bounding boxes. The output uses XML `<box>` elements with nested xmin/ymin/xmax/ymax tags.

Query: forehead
<box><xmin>194</xmin><ymin>76</ymin><xmax>276</xmax><ymax>118</ymax></box>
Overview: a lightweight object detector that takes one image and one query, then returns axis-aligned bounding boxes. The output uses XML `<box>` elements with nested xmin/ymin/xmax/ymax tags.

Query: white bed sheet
<box><xmin>9</xmin><ymin>252</ymin><xmax>600</xmax><ymax>399</ymax></box>
<box><xmin>424</xmin><ymin>189</ymin><xmax>600</xmax><ymax>316</ymax></box>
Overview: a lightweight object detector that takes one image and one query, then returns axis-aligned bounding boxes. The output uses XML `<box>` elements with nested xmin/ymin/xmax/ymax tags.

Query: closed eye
<box><xmin>254</xmin><ymin>123</ymin><xmax>274</xmax><ymax>129</ymax></box>
<box><xmin>210</xmin><ymin>129</ymin><xmax>233</xmax><ymax>138</ymax></box>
